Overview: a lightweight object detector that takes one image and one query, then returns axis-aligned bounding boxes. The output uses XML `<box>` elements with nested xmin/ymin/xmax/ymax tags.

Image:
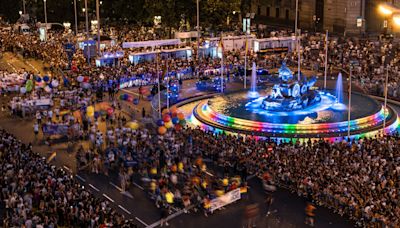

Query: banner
<box><xmin>210</xmin><ymin>188</ymin><xmax>241</xmax><ymax>212</ymax></box>
<box><xmin>42</xmin><ymin>124</ymin><xmax>69</xmax><ymax>135</ymax></box>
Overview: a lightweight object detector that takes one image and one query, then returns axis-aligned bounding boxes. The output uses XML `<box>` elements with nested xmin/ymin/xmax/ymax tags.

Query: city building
<box><xmin>251</xmin><ymin>0</ymin><xmax>400</xmax><ymax>35</ymax></box>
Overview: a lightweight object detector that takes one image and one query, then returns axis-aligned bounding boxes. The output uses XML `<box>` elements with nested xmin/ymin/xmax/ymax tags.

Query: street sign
<box><xmin>357</xmin><ymin>17</ymin><xmax>363</xmax><ymax>28</ymax></box>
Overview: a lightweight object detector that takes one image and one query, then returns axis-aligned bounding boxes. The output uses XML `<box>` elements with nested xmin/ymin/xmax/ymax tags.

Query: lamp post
<box><xmin>96</xmin><ymin>0</ymin><xmax>101</xmax><ymax>56</ymax></box>
<box><xmin>347</xmin><ymin>65</ymin><xmax>352</xmax><ymax>139</ymax></box>
<box><xmin>383</xmin><ymin>65</ymin><xmax>389</xmax><ymax>134</ymax></box>
<box><xmin>43</xmin><ymin>0</ymin><xmax>47</xmax><ymax>41</ymax></box>
<box><xmin>84</xmin><ymin>0</ymin><xmax>89</xmax><ymax>64</ymax></box>
<box><xmin>74</xmin><ymin>0</ymin><xmax>78</xmax><ymax>35</ymax></box>
<box><xmin>23</xmin><ymin>0</ymin><xmax>26</xmax><ymax>15</ymax></box>
<box><xmin>196</xmin><ymin>0</ymin><xmax>200</xmax><ymax>69</ymax></box>
<box><xmin>295</xmin><ymin>0</ymin><xmax>301</xmax><ymax>81</ymax></box>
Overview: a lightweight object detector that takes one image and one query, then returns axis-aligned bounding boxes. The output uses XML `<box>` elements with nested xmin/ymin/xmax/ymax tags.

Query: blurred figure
<box><xmin>244</xmin><ymin>203</ymin><xmax>259</xmax><ymax>228</ymax></box>
<box><xmin>265</xmin><ymin>193</ymin><xmax>274</xmax><ymax>217</ymax></box>
<box><xmin>305</xmin><ymin>202</ymin><xmax>316</xmax><ymax>227</ymax></box>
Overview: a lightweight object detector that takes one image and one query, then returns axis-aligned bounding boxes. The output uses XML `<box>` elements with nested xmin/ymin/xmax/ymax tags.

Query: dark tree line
<box><xmin>1</xmin><ymin>0</ymin><xmax>251</xmax><ymax>32</ymax></box>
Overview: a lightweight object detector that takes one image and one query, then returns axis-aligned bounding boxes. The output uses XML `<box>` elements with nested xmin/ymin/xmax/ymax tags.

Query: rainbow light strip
<box><xmin>192</xmin><ymin>100</ymin><xmax>394</xmax><ymax>136</ymax></box>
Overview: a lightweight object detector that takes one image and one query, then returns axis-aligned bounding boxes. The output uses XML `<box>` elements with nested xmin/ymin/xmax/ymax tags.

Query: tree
<box><xmin>201</xmin><ymin>0</ymin><xmax>241</xmax><ymax>32</ymax></box>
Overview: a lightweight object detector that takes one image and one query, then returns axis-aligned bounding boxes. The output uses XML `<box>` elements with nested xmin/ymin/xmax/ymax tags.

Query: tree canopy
<box><xmin>1</xmin><ymin>0</ymin><xmax>246</xmax><ymax>33</ymax></box>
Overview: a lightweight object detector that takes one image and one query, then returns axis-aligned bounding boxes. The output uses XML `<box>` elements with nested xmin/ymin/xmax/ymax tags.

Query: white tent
<box><xmin>122</xmin><ymin>39</ymin><xmax>181</xmax><ymax>49</ymax></box>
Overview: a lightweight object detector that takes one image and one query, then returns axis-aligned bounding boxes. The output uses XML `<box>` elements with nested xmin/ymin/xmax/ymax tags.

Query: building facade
<box><xmin>251</xmin><ymin>0</ymin><xmax>400</xmax><ymax>34</ymax></box>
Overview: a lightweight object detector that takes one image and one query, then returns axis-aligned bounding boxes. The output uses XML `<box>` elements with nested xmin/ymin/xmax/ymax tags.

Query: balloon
<box><xmin>35</xmin><ymin>76</ymin><xmax>42</xmax><ymax>82</ymax></box>
<box><xmin>77</xmin><ymin>76</ymin><xmax>84</xmax><ymax>82</ymax></box>
<box><xmin>43</xmin><ymin>75</ymin><xmax>50</xmax><ymax>82</ymax></box>
<box><xmin>127</xmin><ymin>121</ymin><xmax>139</xmax><ymax>130</ymax></box>
<box><xmin>107</xmin><ymin>107</ymin><xmax>114</xmax><ymax>116</ymax></box>
<box><xmin>51</xmin><ymin>80</ymin><xmax>59</xmax><ymax>88</ymax></box>
<box><xmin>133</xmin><ymin>98</ymin><xmax>139</xmax><ymax>105</ymax></box>
<box><xmin>171</xmin><ymin>112</ymin><xmax>178</xmax><ymax>118</ymax></box>
<box><xmin>174</xmin><ymin>124</ymin><xmax>182</xmax><ymax>131</ymax></box>
<box><xmin>119</xmin><ymin>94</ymin><xmax>124</xmax><ymax>100</ymax></box>
<box><xmin>156</xmin><ymin>119</ymin><xmax>165</xmax><ymax>127</ymax></box>
<box><xmin>44</xmin><ymin>85</ymin><xmax>52</xmax><ymax>93</ymax></box>
<box><xmin>123</xmin><ymin>94</ymin><xmax>129</xmax><ymax>101</ymax></box>
<box><xmin>177</xmin><ymin>113</ymin><xmax>185</xmax><ymax>120</ymax></box>
<box><xmin>86</xmin><ymin>106</ymin><xmax>94</xmax><ymax>117</ymax></box>
<box><xmin>158</xmin><ymin>126</ymin><xmax>167</xmax><ymax>135</ymax></box>
<box><xmin>82</xmin><ymin>82</ymin><xmax>91</xmax><ymax>89</ymax></box>
<box><xmin>170</xmin><ymin>106</ymin><xmax>178</xmax><ymax>114</ymax></box>
<box><xmin>165</xmin><ymin>121</ymin><xmax>173</xmax><ymax>129</ymax></box>
<box><xmin>20</xmin><ymin>87</ymin><xmax>26</xmax><ymax>94</ymax></box>
<box><xmin>83</xmin><ymin>76</ymin><xmax>89</xmax><ymax>83</ymax></box>
<box><xmin>94</xmin><ymin>111</ymin><xmax>99</xmax><ymax>119</ymax></box>
<box><xmin>162</xmin><ymin>109</ymin><xmax>170</xmax><ymax>115</ymax></box>
<box><xmin>162</xmin><ymin>114</ymin><xmax>171</xmax><ymax>122</ymax></box>
<box><xmin>179</xmin><ymin>119</ymin><xmax>186</xmax><ymax>126</ymax></box>
<box><xmin>172</xmin><ymin>117</ymin><xmax>179</xmax><ymax>125</ymax></box>
<box><xmin>139</xmin><ymin>86</ymin><xmax>147</xmax><ymax>94</ymax></box>
<box><xmin>127</xmin><ymin>95</ymin><xmax>134</xmax><ymax>102</ymax></box>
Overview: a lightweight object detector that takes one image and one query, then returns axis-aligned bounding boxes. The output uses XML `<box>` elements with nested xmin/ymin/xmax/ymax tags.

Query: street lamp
<box><xmin>196</xmin><ymin>0</ymin><xmax>200</xmax><ymax>76</ymax></box>
<box><xmin>393</xmin><ymin>14</ymin><xmax>400</xmax><ymax>26</ymax></box>
<box><xmin>379</xmin><ymin>4</ymin><xmax>394</xmax><ymax>16</ymax></box>
<box><xmin>74</xmin><ymin>0</ymin><xmax>78</xmax><ymax>35</ymax></box>
<box><xmin>96</xmin><ymin>0</ymin><xmax>101</xmax><ymax>56</ymax></box>
<box><xmin>43</xmin><ymin>0</ymin><xmax>47</xmax><ymax>41</ymax></box>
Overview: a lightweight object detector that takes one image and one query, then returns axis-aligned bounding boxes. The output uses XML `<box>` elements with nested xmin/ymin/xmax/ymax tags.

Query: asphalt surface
<box><xmin>0</xmin><ymin>53</ymin><xmax>360</xmax><ymax>227</ymax></box>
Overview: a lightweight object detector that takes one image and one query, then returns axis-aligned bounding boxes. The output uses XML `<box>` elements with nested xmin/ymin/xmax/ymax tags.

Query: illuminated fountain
<box><xmin>179</xmin><ymin>63</ymin><xmax>399</xmax><ymax>140</ymax></box>
<box><xmin>247</xmin><ymin>62</ymin><xmax>260</xmax><ymax>98</ymax></box>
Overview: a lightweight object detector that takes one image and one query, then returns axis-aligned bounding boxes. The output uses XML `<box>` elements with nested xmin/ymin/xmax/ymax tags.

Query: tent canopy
<box><xmin>122</xmin><ymin>39</ymin><xmax>181</xmax><ymax>49</ymax></box>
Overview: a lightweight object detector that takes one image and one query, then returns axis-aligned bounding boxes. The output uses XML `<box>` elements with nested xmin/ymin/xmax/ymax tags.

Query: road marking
<box><xmin>109</xmin><ymin>182</ymin><xmax>123</xmax><ymax>191</ymax></box>
<box><xmin>6</xmin><ymin>62</ymin><xmax>17</xmax><ymax>72</ymax></box>
<box><xmin>63</xmin><ymin>165</ymin><xmax>71</xmax><ymax>172</ymax></box>
<box><xmin>146</xmin><ymin>205</ymin><xmax>195</xmax><ymax>228</ymax></box>
<box><xmin>118</xmin><ymin>205</ymin><xmax>132</xmax><ymax>215</ymax></box>
<box><xmin>26</xmin><ymin>61</ymin><xmax>40</xmax><ymax>73</ymax></box>
<box><xmin>75</xmin><ymin>175</ymin><xmax>86</xmax><ymax>182</ymax></box>
<box><xmin>135</xmin><ymin>217</ymin><xmax>149</xmax><ymax>226</ymax></box>
<box><xmin>121</xmin><ymin>191</ymin><xmax>134</xmax><ymax>199</ymax></box>
<box><xmin>102</xmin><ymin>194</ymin><xmax>115</xmax><ymax>203</ymax></box>
<box><xmin>89</xmin><ymin>184</ymin><xmax>100</xmax><ymax>192</ymax></box>
<box><xmin>121</xmin><ymin>89</ymin><xmax>140</xmax><ymax>96</ymax></box>
<box><xmin>205</xmin><ymin>171</ymin><xmax>214</xmax><ymax>177</ymax></box>
<box><xmin>132</xmin><ymin>181</ymin><xmax>144</xmax><ymax>190</ymax></box>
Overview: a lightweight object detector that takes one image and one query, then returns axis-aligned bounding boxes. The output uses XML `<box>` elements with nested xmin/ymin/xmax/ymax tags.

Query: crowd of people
<box><xmin>73</xmin><ymin>110</ymin><xmax>400</xmax><ymax>228</ymax></box>
<box><xmin>0</xmin><ymin>129</ymin><xmax>138</xmax><ymax>227</ymax></box>
<box><xmin>1</xmin><ymin>25</ymin><xmax>400</xmax><ymax>227</ymax></box>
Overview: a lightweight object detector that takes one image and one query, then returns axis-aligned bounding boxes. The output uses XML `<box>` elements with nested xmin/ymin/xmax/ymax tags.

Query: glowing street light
<box><xmin>379</xmin><ymin>4</ymin><xmax>394</xmax><ymax>16</ymax></box>
<box><xmin>393</xmin><ymin>14</ymin><xmax>400</xmax><ymax>26</ymax></box>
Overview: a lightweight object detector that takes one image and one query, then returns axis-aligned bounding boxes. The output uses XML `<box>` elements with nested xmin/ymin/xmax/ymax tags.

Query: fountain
<box><xmin>183</xmin><ymin>62</ymin><xmax>398</xmax><ymax>140</ymax></box>
<box><xmin>254</xmin><ymin>62</ymin><xmax>321</xmax><ymax>111</ymax></box>
<box><xmin>331</xmin><ymin>72</ymin><xmax>347</xmax><ymax>110</ymax></box>
<box><xmin>336</xmin><ymin>73</ymin><xmax>343</xmax><ymax>103</ymax></box>
<box><xmin>247</xmin><ymin>62</ymin><xmax>260</xmax><ymax>98</ymax></box>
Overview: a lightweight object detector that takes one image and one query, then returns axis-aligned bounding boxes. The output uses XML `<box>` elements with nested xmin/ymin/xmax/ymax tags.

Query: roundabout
<box><xmin>180</xmin><ymin>64</ymin><xmax>400</xmax><ymax>141</ymax></box>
